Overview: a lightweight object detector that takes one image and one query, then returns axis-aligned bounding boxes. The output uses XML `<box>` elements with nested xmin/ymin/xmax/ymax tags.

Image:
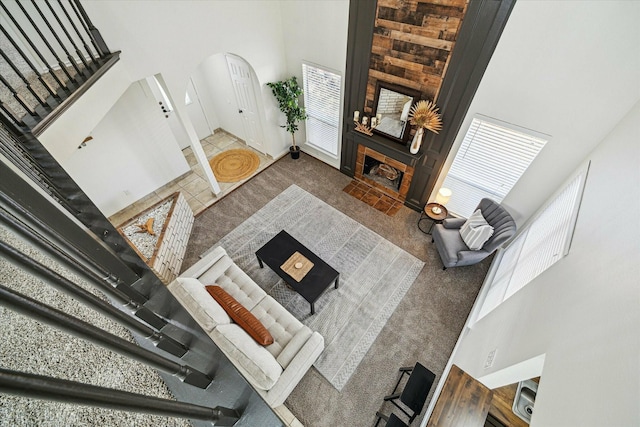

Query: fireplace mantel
<box><xmin>349</xmin><ymin>130</ymin><xmax>423</xmax><ymax>167</ymax></box>
<box><xmin>340</xmin><ymin>0</ymin><xmax>516</xmax><ymax>212</ymax></box>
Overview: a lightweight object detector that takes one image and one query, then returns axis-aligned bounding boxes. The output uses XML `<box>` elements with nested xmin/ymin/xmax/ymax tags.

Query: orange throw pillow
<box><xmin>205</xmin><ymin>286</ymin><xmax>274</xmax><ymax>346</ymax></box>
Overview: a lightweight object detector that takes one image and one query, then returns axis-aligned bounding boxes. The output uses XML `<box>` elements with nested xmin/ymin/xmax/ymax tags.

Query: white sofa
<box><xmin>167</xmin><ymin>246</ymin><xmax>324</xmax><ymax>407</ymax></box>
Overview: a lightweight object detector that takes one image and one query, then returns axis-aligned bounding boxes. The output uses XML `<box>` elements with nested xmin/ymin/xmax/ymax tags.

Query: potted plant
<box><xmin>267</xmin><ymin>77</ymin><xmax>307</xmax><ymax>159</ymax></box>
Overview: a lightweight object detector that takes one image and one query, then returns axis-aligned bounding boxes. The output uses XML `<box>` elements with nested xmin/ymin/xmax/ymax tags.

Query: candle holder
<box><xmin>353</xmin><ymin>111</ymin><xmax>381</xmax><ymax>136</ymax></box>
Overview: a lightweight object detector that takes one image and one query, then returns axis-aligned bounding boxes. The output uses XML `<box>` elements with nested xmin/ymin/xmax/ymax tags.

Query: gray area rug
<box><xmin>203</xmin><ymin>184</ymin><xmax>424</xmax><ymax>391</ymax></box>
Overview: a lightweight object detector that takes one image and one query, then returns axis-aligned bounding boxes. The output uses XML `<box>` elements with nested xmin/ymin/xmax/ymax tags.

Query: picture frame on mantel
<box><xmin>372</xmin><ymin>81</ymin><xmax>422</xmax><ymax>145</ymax></box>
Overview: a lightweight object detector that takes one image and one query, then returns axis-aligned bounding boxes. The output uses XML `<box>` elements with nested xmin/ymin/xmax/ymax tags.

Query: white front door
<box><xmin>225</xmin><ymin>54</ymin><xmax>265</xmax><ymax>154</ymax></box>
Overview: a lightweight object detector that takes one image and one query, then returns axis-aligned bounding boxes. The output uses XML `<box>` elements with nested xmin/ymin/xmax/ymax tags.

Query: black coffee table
<box><xmin>255</xmin><ymin>230</ymin><xmax>339</xmax><ymax>315</ymax></box>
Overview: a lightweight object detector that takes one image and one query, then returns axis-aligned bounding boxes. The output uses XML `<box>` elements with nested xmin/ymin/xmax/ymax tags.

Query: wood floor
<box><xmin>426</xmin><ymin>365</ymin><xmax>493</xmax><ymax>427</ymax></box>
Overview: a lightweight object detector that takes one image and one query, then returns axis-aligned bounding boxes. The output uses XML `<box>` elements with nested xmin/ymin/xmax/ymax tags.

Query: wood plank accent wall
<box><xmin>341</xmin><ymin>0</ymin><xmax>516</xmax><ymax>212</ymax></box>
<box><xmin>365</xmin><ymin>0</ymin><xmax>468</xmax><ymax>113</ymax></box>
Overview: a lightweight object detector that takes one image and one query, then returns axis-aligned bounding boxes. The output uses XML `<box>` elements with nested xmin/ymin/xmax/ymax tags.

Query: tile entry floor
<box><xmin>108</xmin><ymin>131</ymin><xmax>274</xmax><ymax>226</ymax></box>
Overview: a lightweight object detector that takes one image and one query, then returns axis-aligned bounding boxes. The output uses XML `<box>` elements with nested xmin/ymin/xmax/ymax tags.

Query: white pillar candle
<box><xmin>354</xmin><ymin>111</ymin><xmax>360</xmax><ymax>121</ymax></box>
<box><xmin>362</xmin><ymin>116</ymin><xmax>368</xmax><ymax>125</ymax></box>
<box><xmin>371</xmin><ymin>117</ymin><xmax>377</xmax><ymax>127</ymax></box>
<box><xmin>376</xmin><ymin>113</ymin><xmax>382</xmax><ymax>122</ymax></box>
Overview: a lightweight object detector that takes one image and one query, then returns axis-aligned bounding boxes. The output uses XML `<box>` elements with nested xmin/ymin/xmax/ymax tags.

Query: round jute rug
<box><xmin>209</xmin><ymin>148</ymin><xmax>260</xmax><ymax>182</ymax></box>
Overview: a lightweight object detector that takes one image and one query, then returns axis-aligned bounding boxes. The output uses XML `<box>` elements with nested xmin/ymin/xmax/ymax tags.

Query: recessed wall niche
<box><xmin>365</xmin><ymin>0</ymin><xmax>468</xmax><ymax>113</ymax></box>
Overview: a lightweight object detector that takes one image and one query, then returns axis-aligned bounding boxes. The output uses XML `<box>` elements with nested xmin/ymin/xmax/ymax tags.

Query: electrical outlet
<box><xmin>484</xmin><ymin>348</ymin><xmax>497</xmax><ymax>369</ymax></box>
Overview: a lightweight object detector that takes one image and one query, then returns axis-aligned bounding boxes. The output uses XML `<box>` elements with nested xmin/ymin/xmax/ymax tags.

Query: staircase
<box><xmin>0</xmin><ymin>2</ymin><xmax>286</xmax><ymax>425</ymax></box>
<box><xmin>0</xmin><ymin>0</ymin><xmax>119</xmax><ymax>135</ymax></box>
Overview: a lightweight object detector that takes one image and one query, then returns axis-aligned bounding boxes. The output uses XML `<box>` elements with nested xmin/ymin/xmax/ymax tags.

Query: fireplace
<box><xmin>355</xmin><ymin>145</ymin><xmax>414</xmax><ymax>202</ymax></box>
<box><xmin>364</xmin><ymin>156</ymin><xmax>403</xmax><ymax>192</ymax></box>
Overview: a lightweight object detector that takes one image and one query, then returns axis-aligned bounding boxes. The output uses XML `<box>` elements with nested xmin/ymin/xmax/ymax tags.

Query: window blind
<box><xmin>302</xmin><ymin>63</ymin><xmax>341</xmax><ymax>157</ymax></box>
<box><xmin>476</xmin><ymin>170</ymin><xmax>586</xmax><ymax>321</ymax></box>
<box><xmin>443</xmin><ymin>117</ymin><xmax>547</xmax><ymax>217</ymax></box>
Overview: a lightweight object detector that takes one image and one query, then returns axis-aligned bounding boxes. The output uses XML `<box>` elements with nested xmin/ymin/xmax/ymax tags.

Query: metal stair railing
<box><xmin>0</xmin><ymin>239</ymin><xmax>189</xmax><ymax>358</ymax></box>
<box><xmin>0</xmin><ymin>0</ymin><xmax>118</xmax><ymax>133</ymax></box>
<box><xmin>0</xmin><ymin>368</ymin><xmax>240</xmax><ymax>426</ymax></box>
<box><xmin>0</xmin><ymin>283</ymin><xmax>213</xmax><ymax>389</ymax></box>
<box><xmin>0</xmin><ymin>202</ymin><xmax>164</xmax><ymax>328</ymax></box>
<box><xmin>0</xmin><ymin>117</ymin><xmax>164</xmax><ymax>303</ymax></box>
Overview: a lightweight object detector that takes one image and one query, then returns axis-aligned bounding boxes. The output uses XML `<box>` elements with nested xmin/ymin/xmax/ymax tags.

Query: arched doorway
<box><xmin>186</xmin><ymin>52</ymin><xmax>268</xmax><ymax>155</ymax></box>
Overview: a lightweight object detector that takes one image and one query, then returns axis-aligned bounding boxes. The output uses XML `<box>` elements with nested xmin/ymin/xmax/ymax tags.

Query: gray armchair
<box><xmin>432</xmin><ymin>198</ymin><xmax>516</xmax><ymax>270</ymax></box>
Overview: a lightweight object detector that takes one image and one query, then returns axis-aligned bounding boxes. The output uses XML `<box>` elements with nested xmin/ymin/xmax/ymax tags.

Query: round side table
<box><xmin>418</xmin><ymin>203</ymin><xmax>448</xmax><ymax>234</ymax></box>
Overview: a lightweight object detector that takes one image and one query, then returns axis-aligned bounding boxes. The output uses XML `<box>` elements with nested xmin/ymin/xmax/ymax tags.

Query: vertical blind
<box><xmin>302</xmin><ymin>63</ymin><xmax>341</xmax><ymax>157</ymax></box>
<box><xmin>443</xmin><ymin>117</ymin><xmax>548</xmax><ymax>217</ymax></box>
<box><xmin>476</xmin><ymin>170</ymin><xmax>586</xmax><ymax>320</ymax></box>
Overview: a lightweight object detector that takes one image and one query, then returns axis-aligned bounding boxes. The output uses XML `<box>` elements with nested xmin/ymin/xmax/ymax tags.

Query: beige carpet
<box><xmin>183</xmin><ymin>153</ymin><xmax>491</xmax><ymax>427</ymax></box>
<box><xmin>209</xmin><ymin>149</ymin><xmax>260</xmax><ymax>182</ymax></box>
<box><xmin>203</xmin><ymin>185</ymin><xmax>425</xmax><ymax>390</ymax></box>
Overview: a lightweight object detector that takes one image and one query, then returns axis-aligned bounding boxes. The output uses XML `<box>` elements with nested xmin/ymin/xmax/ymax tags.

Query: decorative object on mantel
<box><xmin>209</xmin><ymin>148</ymin><xmax>260</xmax><ymax>182</ymax></box>
<box><xmin>353</xmin><ymin>110</ymin><xmax>382</xmax><ymax>136</ymax></box>
<box><xmin>267</xmin><ymin>77</ymin><xmax>307</xmax><ymax>159</ymax></box>
<box><xmin>118</xmin><ymin>192</ymin><xmax>194</xmax><ymax>283</ymax></box>
<box><xmin>408</xmin><ymin>100</ymin><xmax>443</xmax><ymax>154</ymax></box>
<box><xmin>432</xmin><ymin>187</ymin><xmax>452</xmax><ymax>214</ymax></box>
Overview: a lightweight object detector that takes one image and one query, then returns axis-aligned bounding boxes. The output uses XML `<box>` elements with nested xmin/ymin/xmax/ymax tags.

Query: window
<box><xmin>442</xmin><ymin>116</ymin><xmax>548</xmax><ymax>217</ymax></box>
<box><xmin>476</xmin><ymin>164</ymin><xmax>589</xmax><ymax>320</ymax></box>
<box><xmin>302</xmin><ymin>63</ymin><xmax>342</xmax><ymax>157</ymax></box>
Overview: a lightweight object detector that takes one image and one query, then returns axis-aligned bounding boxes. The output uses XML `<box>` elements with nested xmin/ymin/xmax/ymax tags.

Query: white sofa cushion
<box><xmin>213</xmin><ymin>324</ymin><xmax>283</xmax><ymax>390</ymax></box>
<box><xmin>250</xmin><ymin>295</ymin><xmax>313</xmax><ymax>368</ymax></box>
<box><xmin>168</xmin><ymin>277</ymin><xmax>231</xmax><ymax>332</ymax></box>
<box><xmin>198</xmin><ymin>255</ymin><xmax>266</xmax><ymax>311</ymax></box>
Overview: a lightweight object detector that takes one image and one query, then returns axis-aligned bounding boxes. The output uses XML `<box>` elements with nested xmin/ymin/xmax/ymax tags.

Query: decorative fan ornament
<box><xmin>409</xmin><ymin>100</ymin><xmax>443</xmax><ymax>134</ymax></box>
<box><xmin>408</xmin><ymin>100</ymin><xmax>443</xmax><ymax>154</ymax></box>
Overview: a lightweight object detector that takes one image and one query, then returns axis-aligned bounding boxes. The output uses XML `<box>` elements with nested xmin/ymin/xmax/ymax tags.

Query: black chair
<box><xmin>383</xmin><ymin>362</ymin><xmax>435</xmax><ymax>424</ymax></box>
<box><xmin>374</xmin><ymin>411</ymin><xmax>409</xmax><ymax>427</ymax></box>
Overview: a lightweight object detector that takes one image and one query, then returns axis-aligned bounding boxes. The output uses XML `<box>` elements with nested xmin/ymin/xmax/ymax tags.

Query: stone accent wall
<box><xmin>365</xmin><ymin>0</ymin><xmax>468</xmax><ymax>112</ymax></box>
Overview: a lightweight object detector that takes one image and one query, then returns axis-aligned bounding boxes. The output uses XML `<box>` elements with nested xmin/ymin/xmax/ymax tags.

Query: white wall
<box><xmin>38</xmin><ymin>61</ymin><xmax>132</xmax><ymax>162</ymax></box>
<box><xmin>279</xmin><ymin>0</ymin><xmax>350</xmax><ymax>167</ymax></box>
<box><xmin>191</xmin><ymin>54</ymin><xmax>245</xmax><ymax>143</ymax></box>
<box><xmin>452</xmin><ymin>100</ymin><xmax>640</xmax><ymax>426</ymax></box>
<box><xmin>31</xmin><ymin>0</ymin><xmax>351</xmax><ymax>217</ymax></box>
<box><xmin>82</xmin><ymin>1</ymin><xmax>289</xmax><ymax>156</ymax></box>
<box><xmin>61</xmin><ymin>80</ymin><xmax>190</xmax><ymax>217</ymax></box>
<box><xmin>432</xmin><ymin>1</ymin><xmax>640</xmax><ymax>225</ymax></box>
<box><xmin>185</xmin><ymin>77</ymin><xmax>216</xmax><ymax>141</ymax></box>
<box><xmin>147</xmin><ymin>74</ymin><xmax>193</xmax><ymax>150</ymax></box>
<box><xmin>422</xmin><ymin>3</ymin><xmax>640</xmax><ymax>425</ymax></box>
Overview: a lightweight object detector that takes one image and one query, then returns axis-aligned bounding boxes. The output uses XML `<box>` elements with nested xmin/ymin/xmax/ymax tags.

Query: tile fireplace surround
<box><xmin>355</xmin><ymin>144</ymin><xmax>415</xmax><ymax>202</ymax></box>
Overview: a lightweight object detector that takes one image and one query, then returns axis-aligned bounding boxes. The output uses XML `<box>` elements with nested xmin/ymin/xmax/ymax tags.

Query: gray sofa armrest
<box><xmin>457</xmin><ymin>249</ymin><xmax>490</xmax><ymax>267</ymax></box>
<box><xmin>443</xmin><ymin>217</ymin><xmax>466</xmax><ymax>229</ymax></box>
